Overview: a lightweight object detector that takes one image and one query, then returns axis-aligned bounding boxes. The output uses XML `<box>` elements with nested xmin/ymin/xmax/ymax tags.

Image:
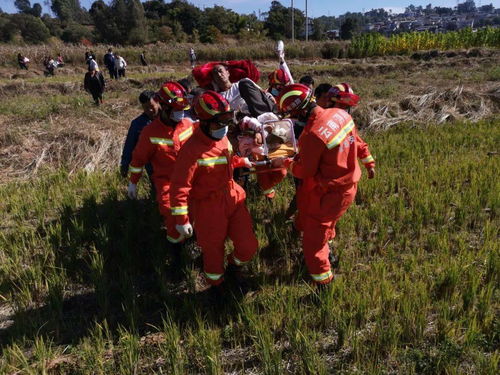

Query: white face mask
<box><xmin>170</xmin><ymin>110</ymin><xmax>184</xmax><ymax>122</ymax></box>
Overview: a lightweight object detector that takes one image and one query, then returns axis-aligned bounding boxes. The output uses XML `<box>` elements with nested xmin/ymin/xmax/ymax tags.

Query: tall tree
<box><xmin>166</xmin><ymin>0</ymin><xmax>202</xmax><ymax>33</ymax></box>
<box><xmin>15</xmin><ymin>0</ymin><xmax>42</xmax><ymax>17</ymax></box>
<box><xmin>264</xmin><ymin>1</ymin><xmax>304</xmax><ymax>40</ymax></box>
<box><xmin>51</xmin><ymin>0</ymin><xmax>83</xmax><ymax>22</ymax></box>
<box><xmin>9</xmin><ymin>13</ymin><xmax>50</xmax><ymax>43</ymax></box>
<box><xmin>90</xmin><ymin>0</ymin><xmax>119</xmax><ymax>43</ymax></box>
<box><xmin>340</xmin><ymin>17</ymin><xmax>358</xmax><ymax>40</ymax></box>
<box><xmin>15</xmin><ymin>0</ymin><xmax>32</xmax><ymax>13</ymax></box>
<box><xmin>126</xmin><ymin>0</ymin><xmax>147</xmax><ymax>44</ymax></box>
<box><xmin>31</xmin><ymin>3</ymin><xmax>42</xmax><ymax>17</ymax></box>
<box><xmin>90</xmin><ymin>0</ymin><xmax>148</xmax><ymax>44</ymax></box>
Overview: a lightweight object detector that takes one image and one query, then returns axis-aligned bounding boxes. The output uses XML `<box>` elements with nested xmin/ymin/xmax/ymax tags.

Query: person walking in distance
<box><xmin>140</xmin><ymin>51</ymin><xmax>148</xmax><ymax>66</ymax></box>
<box><xmin>104</xmin><ymin>48</ymin><xmax>117</xmax><ymax>79</ymax></box>
<box><xmin>18</xmin><ymin>53</ymin><xmax>29</xmax><ymax>70</ymax></box>
<box><xmin>84</xmin><ymin>65</ymin><xmax>105</xmax><ymax>106</ymax></box>
<box><xmin>189</xmin><ymin>47</ymin><xmax>196</xmax><ymax>69</ymax></box>
<box><xmin>114</xmin><ymin>53</ymin><xmax>127</xmax><ymax>79</ymax></box>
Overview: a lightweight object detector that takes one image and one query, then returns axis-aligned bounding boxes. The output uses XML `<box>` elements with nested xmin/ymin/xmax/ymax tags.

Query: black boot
<box><xmin>285</xmin><ymin>195</ymin><xmax>297</xmax><ymax>219</ymax></box>
<box><xmin>311</xmin><ymin>280</ymin><xmax>334</xmax><ymax>305</ymax></box>
<box><xmin>170</xmin><ymin>242</ymin><xmax>185</xmax><ymax>280</ymax></box>
<box><xmin>225</xmin><ymin>263</ymin><xmax>251</xmax><ymax>295</ymax></box>
<box><xmin>328</xmin><ymin>241</ymin><xmax>340</xmax><ymax>269</ymax></box>
<box><xmin>206</xmin><ymin>282</ymin><xmax>226</xmax><ymax>305</ymax></box>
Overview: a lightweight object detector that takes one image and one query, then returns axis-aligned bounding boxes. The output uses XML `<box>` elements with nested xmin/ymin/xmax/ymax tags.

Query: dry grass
<box><xmin>356</xmin><ymin>86</ymin><xmax>499</xmax><ymax>130</ymax></box>
<box><xmin>0</xmin><ymin>52</ymin><xmax>498</xmax><ymax>183</ymax></box>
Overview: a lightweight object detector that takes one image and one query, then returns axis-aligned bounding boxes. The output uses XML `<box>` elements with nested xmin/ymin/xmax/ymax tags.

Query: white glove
<box><xmin>242</xmin><ymin>157</ymin><xmax>253</xmax><ymax>168</ymax></box>
<box><xmin>241</xmin><ymin>116</ymin><xmax>261</xmax><ymax>131</ymax></box>
<box><xmin>176</xmin><ymin>223</ymin><xmax>193</xmax><ymax>238</ymax></box>
<box><xmin>127</xmin><ymin>183</ymin><xmax>137</xmax><ymax>199</ymax></box>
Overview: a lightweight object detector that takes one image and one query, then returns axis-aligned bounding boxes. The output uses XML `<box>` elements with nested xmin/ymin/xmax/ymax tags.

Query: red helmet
<box><xmin>327</xmin><ymin>83</ymin><xmax>360</xmax><ymax>107</ymax></box>
<box><xmin>268</xmin><ymin>69</ymin><xmax>291</xmax><ymax>86</ymax></box>
<box><xmin>156</xmin><ymin>81</ymin><xmax>189</xmax><ymax>110</ymax></box>
<box><xmin>276</xmin><ymin>83</ymin><xmax>313</xmax><ymax>114</ymax></box>
<box><xmin>193</xmin><ymin>90</ymin><xmax>232</xmax><ymax>120</ymax></box>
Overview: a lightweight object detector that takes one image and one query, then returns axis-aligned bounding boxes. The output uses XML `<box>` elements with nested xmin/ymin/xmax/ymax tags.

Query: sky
<box><xmin>1</xmin><ymin>0</ymin><xmax>499</xmax><ymax>17</ymax></box>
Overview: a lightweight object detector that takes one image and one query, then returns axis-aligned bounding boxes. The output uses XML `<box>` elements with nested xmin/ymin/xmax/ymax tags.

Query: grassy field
<box><xmin>0</xmin><ymin>118</ymin><xmax>498</xmax><ymax>374</ymax></box>
<box><xmin>0</xmin><ymin>50</ymin><xmax>499</xmax><ymax>373</ymax></box>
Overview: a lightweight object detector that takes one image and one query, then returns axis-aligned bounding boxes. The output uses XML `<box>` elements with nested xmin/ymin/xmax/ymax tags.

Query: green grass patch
<box><xmin>0</xmin><ymin>120</ymin><xmax>499</xmax><ymax>373</ymax></box>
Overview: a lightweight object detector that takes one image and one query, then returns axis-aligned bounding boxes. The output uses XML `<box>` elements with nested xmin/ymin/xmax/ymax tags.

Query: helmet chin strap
<box><xmin>300</xmin><ymin>101</ymin><xmax>316</xmax><ymax>121</ymax></box>
<box><xmin>160</xmin><ymin>106</ymin><xmax>174</xmax><ymax>125</ymax></box>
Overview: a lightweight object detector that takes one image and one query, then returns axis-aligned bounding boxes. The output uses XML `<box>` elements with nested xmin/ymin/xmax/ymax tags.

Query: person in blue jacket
<box><xmin>120</xmin><ymin>90</ymin><xmax>161</xmax><ymax>179</ymax></box>
<box><xmin>104</xmin><ymin>48</ymin><xmax>117</xmax><ymax>79</ymax></box>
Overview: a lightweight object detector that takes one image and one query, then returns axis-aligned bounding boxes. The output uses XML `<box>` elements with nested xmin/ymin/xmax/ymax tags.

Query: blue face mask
<box><xmin>271</xmin><ymin>87</ymin><xmax>280</xmax><ymax>97</ymax></box>
<box><xmin>170</xmin><ymin>110</ymin><xmax>184</xmax><ymax>122</ymax></box>
<box><xmin>210</xmin><ymin>126</ymin><xmax>228</xmax><ymax>139</ymax></box>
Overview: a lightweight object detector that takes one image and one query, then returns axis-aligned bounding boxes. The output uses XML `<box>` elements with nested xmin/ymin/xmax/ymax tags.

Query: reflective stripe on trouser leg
<box><xmin>311</xmin><ymin>269</ymin><xmax>334</xmax><ymax>284</ymax></box>
<box><xmin>205</xmin><ymin>272</ymin><xmax>224</xmax><ymax>285</ymax></box>
<box><xmin>193</xmin><ymin>195</ymin><xmax>229</xmax><ymax>286</ymax></box>
<box><xmin>301</xmin><ymin>184</ymin><xmax>356</xmax><ymax>284</ymax></box>
<box><xmin>228</xmin><ymin>253</ymin><xmax>248</xmax><ymax>266</ymax></box>
<box><xmin>156</xmin><ymin>181</ymin><xmax>183</xmax><ymax>244</ymax></box>
<box><xmin>227</xmin><ymin>202</ymin><xmax>258</xmax><ymax>267</ymax></box>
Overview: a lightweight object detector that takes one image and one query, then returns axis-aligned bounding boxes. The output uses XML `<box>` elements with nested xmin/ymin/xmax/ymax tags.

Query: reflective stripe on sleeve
<box><xmin>311</xmin><ymin>270</ymin><xmax>333</xmax><ymax>282</ymax></box>
<box><xmin>171</xmin><ymin>206</ymin><xmax>188</xmax><ymax>215</ymax></box>
<box><xmin>150</xmin><ymin>137</ymin><xmax>174</xmax><ymax>146</ymax></box>
<box><xmin>129</xmin><ymin>165</ymin><xmax>143</xmax><ymax>173</ymax></box>
<box><xmin>361</xmin><ymin>155</ymin><xmax>375</xmax><ymax>164</ymax></box>
<box><xmin>326</xmin><ymin>120</ymin><xmax>355</xmax><ymax>149</ymax></box>
<box><xmin>178</xmin><ymin>127</ymin><xmax>193</xmax><ymax>142</ymax></box>
<box><xmin>197</xmin><ymin>156</ymin><xmax>228</xmax><ymax>167</ymax></box>
<box><xmin>205</xmin><ymin>272</ymin><xmax>223</xmax><ymax>281</ymax></box>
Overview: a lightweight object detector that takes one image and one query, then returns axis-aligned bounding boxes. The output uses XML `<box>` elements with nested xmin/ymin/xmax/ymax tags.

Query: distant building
<box><xmin>326</xmin><ymin>29</ymin><xmax>340</xmax><ymax>39</ymax></box>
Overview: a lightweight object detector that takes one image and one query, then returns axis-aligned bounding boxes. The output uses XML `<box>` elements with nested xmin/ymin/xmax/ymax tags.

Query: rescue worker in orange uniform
<box><xmin>127</xmin><ymin>81</ymin><xmax>196</xmax><ymax>249</ymax></box>
<box><xmin>273</xmin><ymin>83</ymin><xmax>375</xmax><ymax>288</ymax></box>
<box><xmin>169</xmin><ymin>91</ymin><xmax>259</xmax><ymax>295</ymax></box>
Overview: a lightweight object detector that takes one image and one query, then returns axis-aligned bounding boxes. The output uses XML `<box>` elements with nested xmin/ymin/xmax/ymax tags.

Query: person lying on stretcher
<box><xmin>236</xmin><ymin>113</ymin><xmax>295</xmax><ymax>199</ymax></box>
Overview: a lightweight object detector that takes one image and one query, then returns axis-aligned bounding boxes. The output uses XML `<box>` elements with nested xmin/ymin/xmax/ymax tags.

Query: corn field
<box><xmin>349</xmin><ymin>27</ymin><xmax>500</xmax><ymax>58</ymax></box>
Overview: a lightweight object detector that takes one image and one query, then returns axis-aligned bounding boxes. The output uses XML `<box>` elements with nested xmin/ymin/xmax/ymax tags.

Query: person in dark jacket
<box><xmin>84</xmin><ymin>67</ymin><xmax>105</xmax><ymax>106</ymax></box>
<box><xmin>140</xmin><ymin>51</ymin><xmax>148</xmax><ymax>66</ymax></box>
<box><xmin>18</xmin><ymin>53</ymin><xmax>29</xmax><ymax>70</ymax></box>
<box><xmin>120</xmin><ymin>90</ymin><xmax>161</xmax><ymax>178</ymax></box>
<box><xmin>104</xmin><ymin>48</ymin><xmax>117</xmax><ymax>79</ymax></box>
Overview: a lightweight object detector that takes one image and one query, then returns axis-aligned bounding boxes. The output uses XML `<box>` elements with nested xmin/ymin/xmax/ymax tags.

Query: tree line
<box><xmin>1</xmin><ymin>0</ymin><xmax>497</xmax><ymax>45</ymax></box>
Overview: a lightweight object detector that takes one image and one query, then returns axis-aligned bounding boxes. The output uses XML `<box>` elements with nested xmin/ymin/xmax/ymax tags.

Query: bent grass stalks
<box><xmin>0</xmin><ymin>116</ymin><xmax>498</xmax><ymax>372</ymax></box>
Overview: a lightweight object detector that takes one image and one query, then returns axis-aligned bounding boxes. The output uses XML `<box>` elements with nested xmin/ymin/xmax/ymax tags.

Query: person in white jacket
<box><xmin>114</xmin><ymin>54</ymin><xmax>127</xmax><ymax>79</ymax></box>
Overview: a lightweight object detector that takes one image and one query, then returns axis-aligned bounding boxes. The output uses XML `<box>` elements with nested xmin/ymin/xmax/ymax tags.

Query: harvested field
<box><xmin>0</xmin><ymin>50</ymin><xmax>498</xmax><ymax>374</ymax></box>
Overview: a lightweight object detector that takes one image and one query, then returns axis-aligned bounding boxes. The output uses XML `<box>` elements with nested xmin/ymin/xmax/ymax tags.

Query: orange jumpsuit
<box><xmin>288</xmin><ymin>107</ymin><xmax>375</xmax><ymax>284</ymax></box>
<box><xmin>256</xmin><ymin>167</ymin><xmax>287</xmax><ymax>198</ymax></box>
<box><xmin>170</xmin><ymin>127</ymin><xmax>259</xmax><ymax>285</ymax></box>
<box><xmin>129</xmin><ymin>117</ymin><xmax>196</xmax><ymax>243</ymax></box>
